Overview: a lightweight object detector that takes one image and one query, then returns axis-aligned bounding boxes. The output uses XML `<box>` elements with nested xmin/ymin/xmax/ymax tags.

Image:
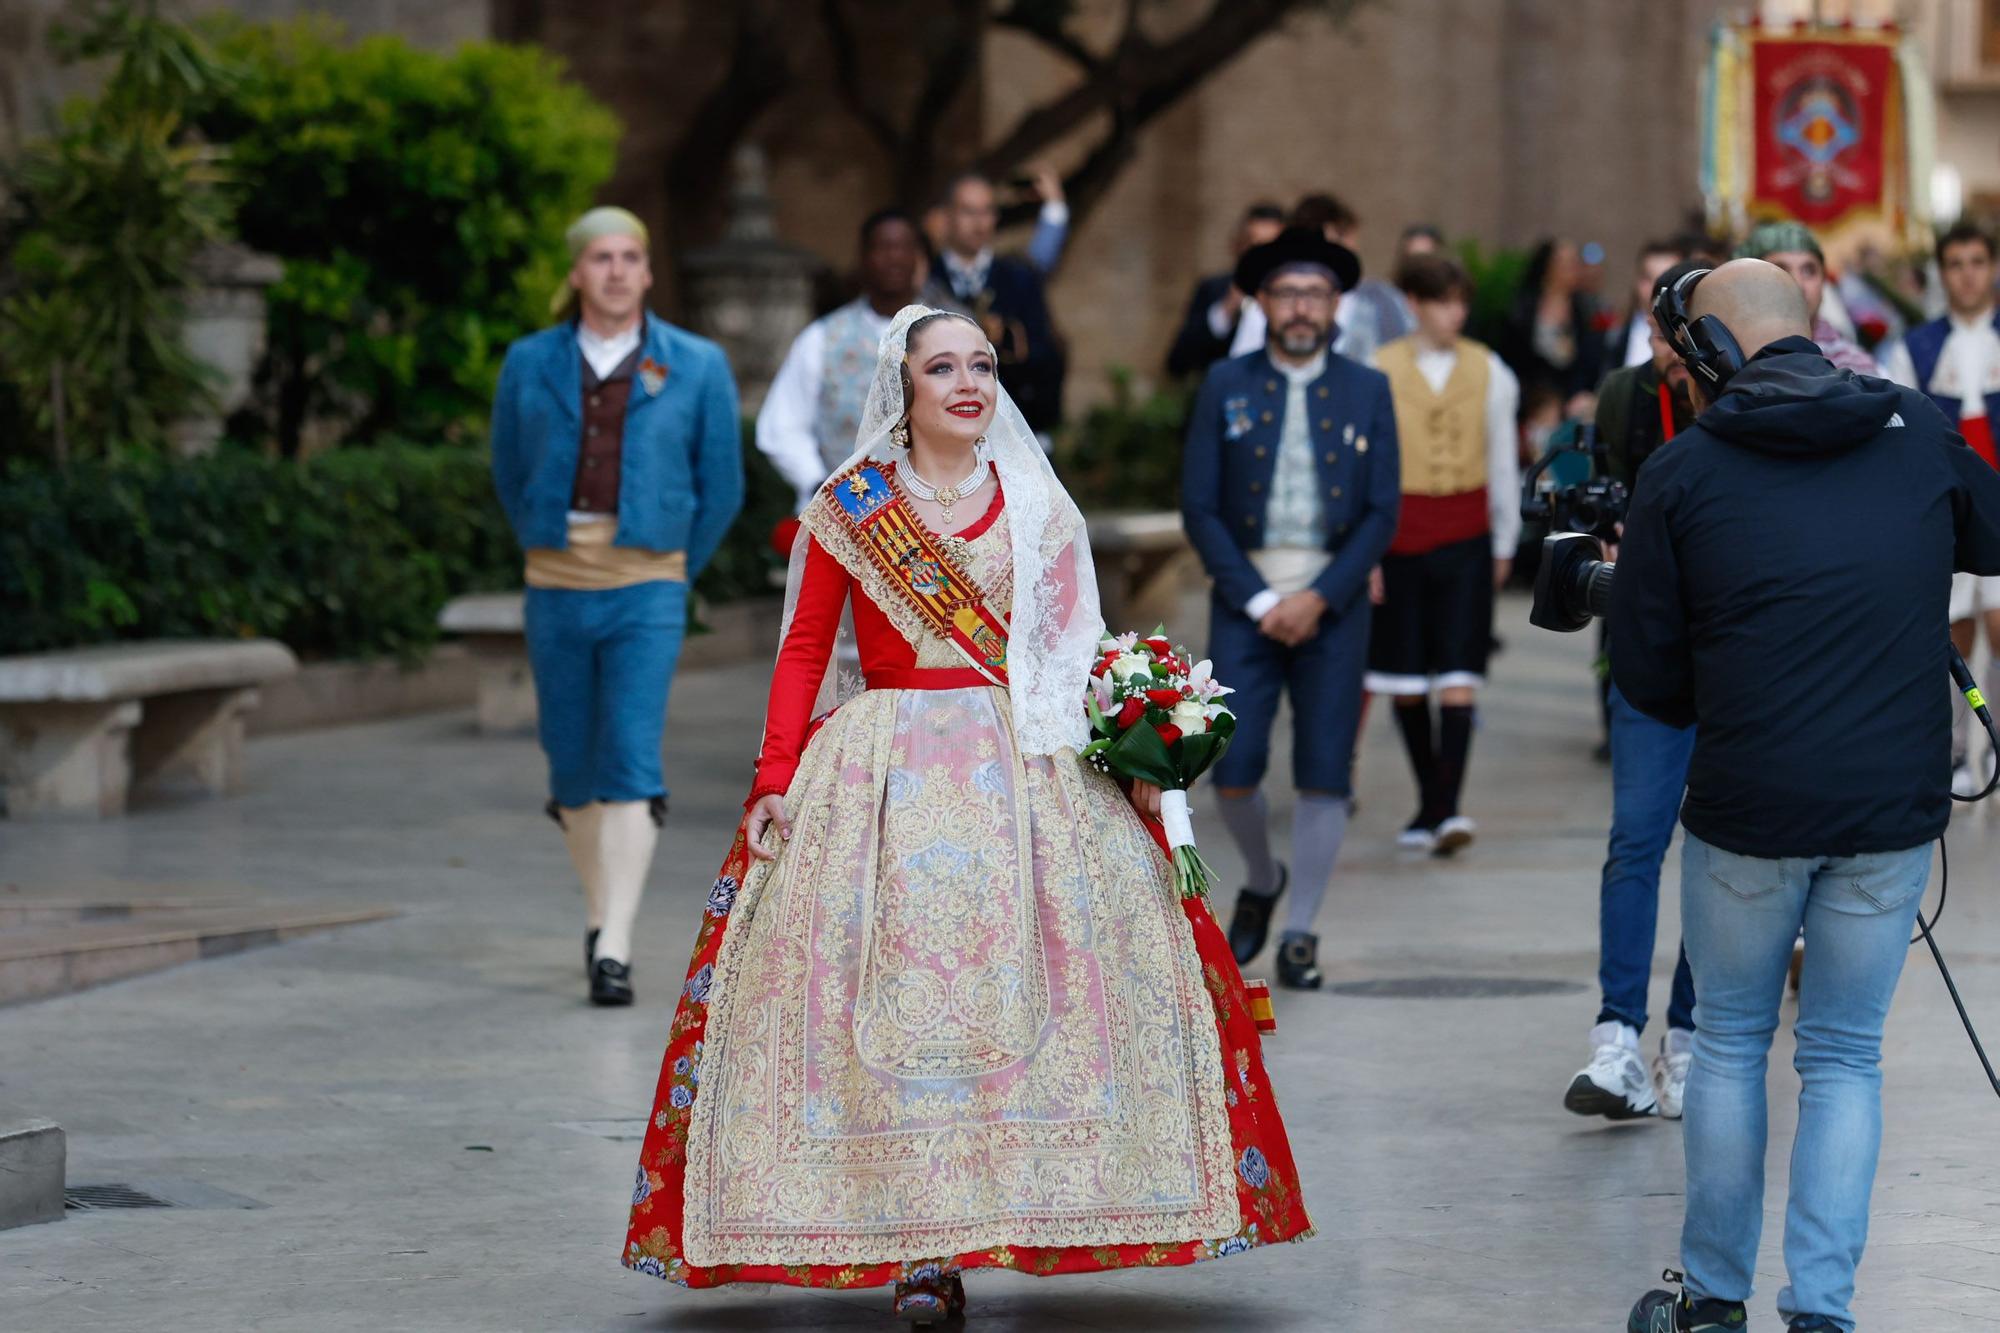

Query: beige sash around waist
<box><xmin>1249</xmin><ymin>547</ymin><xmax>1332</xmax><ymax>595</ymax></box>
<box><xmin>524</xmin><ymin>518</ymin><xmax>687</xmax><ymax>591</ymax></box>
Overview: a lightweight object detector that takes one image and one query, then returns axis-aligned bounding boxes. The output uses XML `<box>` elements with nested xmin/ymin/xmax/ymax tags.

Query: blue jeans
<box><xmin>1678</xmin><ymin>833</ymin><xmax>1932</xmax><ymax>1330</ymax></box>
<box><xmin>524</xmin><ymin>580</ymin><xmax>686</xmax><ymax>808</ymax></box>
<box><xmin>1599</xmin><ymin>683</ymin><xmax>1698</xmax><ymax>1034</ymax></box>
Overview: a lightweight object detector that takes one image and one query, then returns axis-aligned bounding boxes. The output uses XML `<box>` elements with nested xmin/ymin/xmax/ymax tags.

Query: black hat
<box><xmin>1234</xmin><ymin>225</ymin><xmax>1362</xmax><ymax>297</ymax></box>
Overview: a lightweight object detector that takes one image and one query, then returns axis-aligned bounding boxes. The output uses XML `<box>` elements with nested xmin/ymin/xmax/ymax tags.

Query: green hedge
<box><xmin>0</xmin><ymin>430</ymin><xmax>792</xmax><ymax>661</ymax></box>
<box><xmin>193</xmin><ymin>19</ymin><xmax>621</xmax><ymax>452</ymax></box>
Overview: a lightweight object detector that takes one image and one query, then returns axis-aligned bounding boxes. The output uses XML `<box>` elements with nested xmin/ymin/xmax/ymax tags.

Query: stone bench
<box><xmin>439</xmin><ymin>592</ymin><xmax>536</xmax><ymax>735</ymax></box>
<box><xmin>0</xmin><ymin>640</ymin><xmax>297</xmax><ymax>819</ymax></box>
<box><xmin>0</xmin><ymin>1105</ymin><xmax>63</xmax><ymax>1230</ymax></box>
<box><xmin>1087</xmin><ymin>511</ymin><xmax>1199</xmax><ymax>636</ymax></box>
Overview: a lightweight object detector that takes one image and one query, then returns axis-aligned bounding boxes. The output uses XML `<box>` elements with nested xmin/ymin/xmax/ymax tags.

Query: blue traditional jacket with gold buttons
<box><xmin>1181</xmin><ymin>347</ymin><xmax>1402</xmax><ymax>615</ymax></box>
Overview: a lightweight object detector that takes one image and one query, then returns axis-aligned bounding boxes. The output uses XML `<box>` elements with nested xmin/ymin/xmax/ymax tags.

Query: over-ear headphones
<box><xmin>1651</xmin><ymin>267</ymin><xmax>1746</xmax><ymax>391</ymax></box>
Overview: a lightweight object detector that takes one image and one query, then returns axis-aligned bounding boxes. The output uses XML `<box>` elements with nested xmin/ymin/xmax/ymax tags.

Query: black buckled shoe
<box><xmin>1628</xmin><ymin>1271</ymin><xmax>1746</xmax><ymax>1332</ymax></box>
<box><xmin>590</xmin><ymin>957</ymin><xmax>633</xmax><ymax>1007</ymax></box>
<box><xmin>1276</xmin><ymin>932</ymin><xmax>1322</xmax><ymax>990</ymax></box>
<box><xmin>1225</xmin><ymin>863</ymin><xmax>1287</xmax><ymax>966</ymax></box>
<box><xmin>586</xmin><ymin>928</ymin><xmax>600</xmax><ymax>977</ymax></box>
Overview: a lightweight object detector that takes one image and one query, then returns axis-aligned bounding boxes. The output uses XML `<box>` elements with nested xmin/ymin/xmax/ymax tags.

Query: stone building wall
<box><xmin>997</xmin><ymin>0</ymin><xmax>1727</xmax><ymax>401</ymax></box>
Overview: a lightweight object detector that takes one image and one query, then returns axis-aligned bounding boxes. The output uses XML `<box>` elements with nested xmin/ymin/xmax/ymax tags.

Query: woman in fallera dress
<box><xmin>622</xmin><ymin>305</ymin><xmax>1312</xmax><ymax>1323</ymax></box>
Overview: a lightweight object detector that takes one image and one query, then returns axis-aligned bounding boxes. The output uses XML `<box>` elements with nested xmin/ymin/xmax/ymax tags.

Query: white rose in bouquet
<box><xmin>1112</xmin><ymin>653</ymin><xmax>1156</xmax><ymax>682</ymax></box>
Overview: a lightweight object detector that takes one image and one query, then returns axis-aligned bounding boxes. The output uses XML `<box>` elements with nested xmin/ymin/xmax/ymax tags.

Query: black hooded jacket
<box><xmin>1611</xmin><ymin>336</ymin><xmax>2000</xmax><ymax>858</ymax></box>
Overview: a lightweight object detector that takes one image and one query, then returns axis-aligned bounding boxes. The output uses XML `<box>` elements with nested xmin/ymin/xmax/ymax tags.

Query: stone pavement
<box><xmin>5</xmin><ymin>596</ymin><xmax>2000</xmax><ymax>1332</ymax></box>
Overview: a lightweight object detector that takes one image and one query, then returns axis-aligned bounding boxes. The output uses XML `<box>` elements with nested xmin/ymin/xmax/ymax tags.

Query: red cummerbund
<box><xmin>1387</xmin><ymin>487</ymin><xmax>1489</xmax><ymax>556</ymax></box>
<box><xmin>866</xmin><ymin>667</ymin><xmax>997</xmax><ymax>691</ymax></box>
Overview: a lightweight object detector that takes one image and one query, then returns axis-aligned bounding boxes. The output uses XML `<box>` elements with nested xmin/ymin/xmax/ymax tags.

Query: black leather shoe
<box><xmin>1225</xmin><ymin>864</ymin><xmax>1287</xmax><ymax>966</ymax></box>
<box><xmin>1276</xmin><ymin>933</ymin><xmax>1323</xmax><ymax>990</ymax></box>
<box><xmin>590</xmin><ymin>957</ymin><xmax>633</xmax><ymax>1006</ymax></box>
<box><xmin>585</xmin><ymin>928</ymin><xmax>600</xmax><ymax>976</ymax></box>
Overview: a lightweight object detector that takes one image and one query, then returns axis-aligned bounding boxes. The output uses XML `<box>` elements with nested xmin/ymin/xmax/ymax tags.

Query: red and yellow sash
<box><xmin>826</xmin><ymin>462</ymin><xmax>1009</xmax><ymax>687</ymax></box>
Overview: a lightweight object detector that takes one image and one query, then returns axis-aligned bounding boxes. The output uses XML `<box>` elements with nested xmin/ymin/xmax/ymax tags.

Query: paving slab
<box><xmin>1</xmin><ymin>595</ymin><xmax>1998</xmax><ymax>1331</ymax></box>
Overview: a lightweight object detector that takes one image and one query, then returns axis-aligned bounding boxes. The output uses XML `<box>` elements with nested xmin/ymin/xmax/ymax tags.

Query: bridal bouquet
<box><xmin>1082</xmin><ymin>628</ymin><xmax>1236</xmax><ymax>899</ymax></box>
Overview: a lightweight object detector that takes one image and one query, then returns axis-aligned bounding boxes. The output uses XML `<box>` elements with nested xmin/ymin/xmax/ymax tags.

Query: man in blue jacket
<box><xmin>1182</xmin><ymin>225</ymin><xmax>1401</xmax><ymax>989</ymax></box>
<box><xmin>1616</xmin><ymin>259</ymin><xmax>2000</xmax><ymax>1332</ymax></box>
<box><xmin>490</xmin><ymin>206</ymin><xmax>744</xmax><ymax>1006</ymax></box>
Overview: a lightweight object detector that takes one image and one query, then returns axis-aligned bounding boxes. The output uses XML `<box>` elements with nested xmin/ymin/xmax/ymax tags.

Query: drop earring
<box><xmin>891</xmin><ymin>418</ymin><xmax>911</xmax><ymax>449</ymax></box>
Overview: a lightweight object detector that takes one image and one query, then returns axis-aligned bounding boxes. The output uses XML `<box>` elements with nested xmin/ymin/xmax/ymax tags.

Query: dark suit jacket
<box><xmin>1181</xmin><ymin>349</ymin><xmax>1402</xmax><ymax>616</ymax></box>
<box><xmin>1167</xmin><ymin>273</ymin><xmax>1237</xmax><ymax>380</ymax></box>
<box><xmin>932</xmin><ymin>254</ymin><xmax>1066</xmax><ymax>434</ymax></box>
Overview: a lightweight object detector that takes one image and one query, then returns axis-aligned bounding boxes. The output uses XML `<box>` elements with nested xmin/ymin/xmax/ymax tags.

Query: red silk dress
<box><xmin>623</xmin><ymin>471</ymin><xmax>1312</xmax><ymax>1291</ymax></box>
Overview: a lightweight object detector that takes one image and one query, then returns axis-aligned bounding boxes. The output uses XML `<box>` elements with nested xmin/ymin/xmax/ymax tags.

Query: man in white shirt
<box><xmin>1614</xmin><ymin>240</ymin><xmax>1688</xmax><ymax>369</ymax></box>
<box><xmin>1885</xmin><ymin>222</ymin><xmax>2000</xmax><ymax>791</ymax></box>
<box><xmin>1364</xmin><ymin>252</ymin><xmax>1520</xmax><ymax>856</ymax></box>
<box><xmin>756</xmin><ymin>209</ymin><xmax>924</xmax><ymax>509</ymax></box>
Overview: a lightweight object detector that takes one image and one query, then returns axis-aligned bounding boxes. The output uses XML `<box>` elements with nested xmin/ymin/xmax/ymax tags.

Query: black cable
<box><xmin>1925</xmin><ymin>648</ymin><xmax>2000</xmax><ymax>1098</ymax></box>
<box><xmin>1915</xmin><ymin>845</ymin><xmax>2000</xmax><ymax>1097</ymax></box>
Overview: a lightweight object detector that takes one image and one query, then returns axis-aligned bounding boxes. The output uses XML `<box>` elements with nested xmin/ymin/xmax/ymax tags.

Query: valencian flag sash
<box><xmin>827</xmin><ymin>462</ymin><xmax>1010</xmax><ymax>686</ymax></box>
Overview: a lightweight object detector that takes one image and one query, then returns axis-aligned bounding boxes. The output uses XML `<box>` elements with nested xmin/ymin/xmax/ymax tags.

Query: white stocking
<box><xmin>559</xmin><ymin>803</ymin><xmax>606</xmax><ymax>931</ymax></box>
<box><xmin>592</xmin><ymin>800</ymin><xmax>658</xmax><ymax>966</ymax></box>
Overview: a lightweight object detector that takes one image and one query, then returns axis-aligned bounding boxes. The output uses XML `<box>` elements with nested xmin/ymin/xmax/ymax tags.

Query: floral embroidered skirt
<box><xmin>623</xmin><ymin>685</ymin><xmax>1312</xmax><ymax>1288</ymax></box>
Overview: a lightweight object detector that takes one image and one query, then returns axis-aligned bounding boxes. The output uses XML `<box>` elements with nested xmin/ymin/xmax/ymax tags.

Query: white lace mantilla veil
<box><xmin>769</xmin><ymin>303</ymin><xmax>1103</xmax><ymax>757</ymax></box>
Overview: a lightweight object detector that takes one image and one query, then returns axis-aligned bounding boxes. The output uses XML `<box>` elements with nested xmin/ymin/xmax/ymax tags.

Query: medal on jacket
<box><xmin>638</xmin><ymin>356</ymin><xmax>668</xmax><ymax>396</ymax></box>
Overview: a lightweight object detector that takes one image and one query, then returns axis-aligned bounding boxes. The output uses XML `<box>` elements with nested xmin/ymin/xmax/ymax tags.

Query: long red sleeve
<box><xmin>751</xmin><ymin>534</ymin><xmax>850</xmax><ymax>802</ymax></box>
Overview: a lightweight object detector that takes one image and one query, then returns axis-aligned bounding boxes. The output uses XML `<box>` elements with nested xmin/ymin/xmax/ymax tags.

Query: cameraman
<box><xmin>1616</xmin><ymin>259</ymin><xmax>2000</xmax><ymax>1331</ymax></box>
<box><xmin>1563</xmin><ymin>262</ymin><xmax>1706</xmax><ymax>1123</ymax></box>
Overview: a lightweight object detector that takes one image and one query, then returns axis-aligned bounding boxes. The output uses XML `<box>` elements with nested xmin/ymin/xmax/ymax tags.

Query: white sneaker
<box><xmin>1397</xmin><ymin>824</ymin><xmax>1438</xmax><ymax>852</ymax></box>
<box><xmin>1432</xmin><ymin>815</ymin><xmax>1476</xmax><ymax>856</ymax></box>
<box><xmin>1563</xmin><ymin>1021</ymin><xmax>1658</xmax><ymax>1120</ymax></box>
<box><xmin>1652</xmin><ymin>1029</ymin><xmax>1693</xmax><ymax>1120</ymax></box>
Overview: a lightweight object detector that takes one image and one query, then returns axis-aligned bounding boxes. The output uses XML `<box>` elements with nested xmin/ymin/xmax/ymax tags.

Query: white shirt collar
<box><xmin>943</xmin><ymin>248</ymin><xmax>993</xmax><ymax>296</ymax></box>
<box><xmin>1950</xmin><ymin>306</ymin><xmax>1998</xmax><ymax>336</ymax></box>
<box><xmin>1274</xmin><ymin>348</ymin><xmax>1328</xmax><ymax>386</ymax></box>
<box><xmin>577</xmin><ymin>319</ymin><xmax>643</xmax><ymax>380</ymax></box>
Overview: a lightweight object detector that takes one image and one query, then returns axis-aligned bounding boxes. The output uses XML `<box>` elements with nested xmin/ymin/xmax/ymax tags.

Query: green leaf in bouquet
<box><xmin>1105</xmin><ymin>719</ymin><xmax>1181</xmax><ymax>787</ymax></box>
<box><xmin>1176</xmin><ymin>729</ymin><xmax>1223</xmax><ymax>779</ymax></box>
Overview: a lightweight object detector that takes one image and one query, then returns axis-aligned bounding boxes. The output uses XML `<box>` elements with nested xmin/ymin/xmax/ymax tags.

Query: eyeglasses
<box><xmin>1265</xmin><ymin>285</ymin><xmax>1335</xmax><ymax>308</ymax></box>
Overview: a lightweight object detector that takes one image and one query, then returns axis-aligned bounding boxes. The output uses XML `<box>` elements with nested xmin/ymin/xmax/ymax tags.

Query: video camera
<box><xmin>1519</xmin><ymin>425</ymin><xmax>1623</xmax><ymax>632</ymax></box>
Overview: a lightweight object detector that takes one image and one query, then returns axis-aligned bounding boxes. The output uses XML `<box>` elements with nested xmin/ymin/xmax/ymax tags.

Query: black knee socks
<box><xmin>1392</xmin><ymin>701</ymin><xmax>1436</xmax><ymax>826</ymax></box>
<box><xmin>1432</xmin><ymin>704</ymin><xmax>1476</xmax><ymax>822</ymax></box>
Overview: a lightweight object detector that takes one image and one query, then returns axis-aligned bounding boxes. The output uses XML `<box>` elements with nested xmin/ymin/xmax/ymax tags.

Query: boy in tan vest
<box><xmin>1366</xmin><ymin>253</ymin><xmax>1520</xmax><ymax>854</ymax></box>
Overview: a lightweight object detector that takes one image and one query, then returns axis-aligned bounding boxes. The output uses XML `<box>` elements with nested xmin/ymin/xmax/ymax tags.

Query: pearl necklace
<box><xmin>902</xmin><ymin>452</ymin><xmax>990</xmax><ymax>525</ymax></box>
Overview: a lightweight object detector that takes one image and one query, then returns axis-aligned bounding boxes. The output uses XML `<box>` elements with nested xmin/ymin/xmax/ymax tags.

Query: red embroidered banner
<box><xmin>1749</xmin><ymin>35</ymin><xmax>1895</xmax><ymax>229</ymax></box>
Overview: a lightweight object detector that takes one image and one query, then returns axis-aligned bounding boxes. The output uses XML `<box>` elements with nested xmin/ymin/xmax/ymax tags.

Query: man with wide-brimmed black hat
<box><xmin>1182</xmin><ymin>225</ymin><xmax>1403</xmax><ymax>989</ymax></box>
